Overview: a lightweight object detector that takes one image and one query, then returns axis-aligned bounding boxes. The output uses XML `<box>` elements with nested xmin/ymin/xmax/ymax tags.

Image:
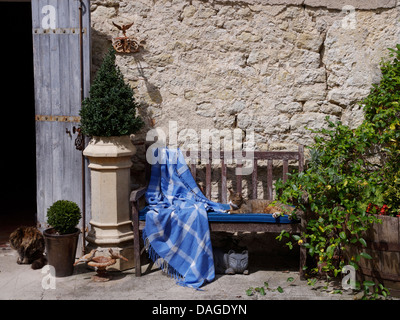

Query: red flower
<box><xmin>379</xmin><ymin>204</ymin><xmax>388</xmax><ymax>215</ymax></box>
<box><xmin>366</xmin><ymin>203</ymin><xmax>380</xmax><ymax>214</ymax></box>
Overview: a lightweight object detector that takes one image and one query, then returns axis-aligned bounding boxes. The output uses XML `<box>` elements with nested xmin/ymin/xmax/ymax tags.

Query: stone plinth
<box><xmin>83</xmin><ymin>135</ymin><xmax>136</xmax><ymax>271</ymax></box>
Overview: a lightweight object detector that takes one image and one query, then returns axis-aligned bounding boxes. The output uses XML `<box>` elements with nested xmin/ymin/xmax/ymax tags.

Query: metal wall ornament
<box><xmin>111</xmin><ymin>21</ymin><xmax>143</xmax><ymax>53</ymax></box>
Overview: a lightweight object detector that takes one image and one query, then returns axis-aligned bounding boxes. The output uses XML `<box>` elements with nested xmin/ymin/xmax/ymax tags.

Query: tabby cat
<box><xmin>227</xmin><ymin>188</ymin><xmax>295</xmax><ymax>216</ymax></box>
<box><xmin>9</xmin><ymin>226</ymin><xmax>47</xmax><ymax>270</ymax></box>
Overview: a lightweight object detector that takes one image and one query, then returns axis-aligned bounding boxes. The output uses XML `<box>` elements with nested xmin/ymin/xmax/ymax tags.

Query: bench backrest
<box><xmin>182</xmin><ymin>146</ymin><xmax>304</xmax><ymax>204</ymax></box>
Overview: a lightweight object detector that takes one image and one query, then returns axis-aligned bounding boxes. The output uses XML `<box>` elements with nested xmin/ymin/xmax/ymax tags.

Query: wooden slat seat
<box><xmin>130</xmin><ymin>146</ymin><xmax>307</xmax><ymax>278</ymax></box>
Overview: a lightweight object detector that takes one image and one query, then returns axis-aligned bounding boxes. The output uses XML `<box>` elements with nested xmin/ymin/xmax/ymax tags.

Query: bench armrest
<box><xmin>130</xmin><ymin>186</ymin><xmax>147</xmax><ymax>203</ymax></box>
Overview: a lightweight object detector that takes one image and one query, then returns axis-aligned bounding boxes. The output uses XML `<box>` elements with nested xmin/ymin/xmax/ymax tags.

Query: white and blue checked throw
<box><xmin>143</xmin><ymin>147</ymin><xmax>226</xmax><ymax>289</ymax></box>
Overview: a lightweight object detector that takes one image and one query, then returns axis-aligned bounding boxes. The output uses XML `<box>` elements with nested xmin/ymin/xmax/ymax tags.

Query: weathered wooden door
<box><xmin>31</xmin><ymin>0</ymin><xmax>91</xmax><ymax>245</ymax></box>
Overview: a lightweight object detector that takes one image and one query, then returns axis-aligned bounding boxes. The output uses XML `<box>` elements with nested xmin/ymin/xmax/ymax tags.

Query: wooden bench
<box><xmin>130</xmin><ymin>146</ymin><xmax>307</xmax><ymax>278</ymax></box>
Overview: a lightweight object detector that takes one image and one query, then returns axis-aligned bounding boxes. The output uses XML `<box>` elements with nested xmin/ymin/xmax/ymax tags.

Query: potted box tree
<box><xmin>43</xmin><ymin>200</ymin><xmax>82</xmax><ymax>277</ymax></box>
<box><xmin>79</xmin><ymin>47</ymin><xmax>143</xmax><ymax>270</ymax></box>
<box><xmin>79</xmin><ymin>47</ymin><xmax>143</xmax><ymax>138</ymax></box>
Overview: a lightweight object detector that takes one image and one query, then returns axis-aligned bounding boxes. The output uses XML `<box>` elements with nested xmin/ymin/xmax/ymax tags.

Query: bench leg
<box><xmin>134</xmin><ymin>236</ymin><xmax>141</xmax><ymax>277</ymax></box>
<box><xmin>132</xmin><ymin>202</ymin><xmax>142</xmax><ymax>277</ymax></box>
<box><xmin>299</xmin><ymin>245</ymin><xmax>306</xmax><ymax>280</ymax></box>
<box><xmin>299</xmin><ymin>214</ymin><xmax>308</xmax><ymax>280</ymax></box>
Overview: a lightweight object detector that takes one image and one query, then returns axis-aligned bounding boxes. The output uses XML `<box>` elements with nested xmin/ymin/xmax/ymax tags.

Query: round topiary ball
<box><xmin>47</xmin><ymin>200</ymin><xmax>82</xmax><ymax>235</ymax></box>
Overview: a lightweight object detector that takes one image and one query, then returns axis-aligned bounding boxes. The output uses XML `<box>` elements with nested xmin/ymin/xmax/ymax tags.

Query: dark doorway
<box><xmin>0</xmin><ymin>1</ymin><xmax>36</xmax><ymax>245</ymax></box>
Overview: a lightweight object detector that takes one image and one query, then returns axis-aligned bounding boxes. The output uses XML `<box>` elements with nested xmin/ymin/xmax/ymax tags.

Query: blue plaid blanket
<box><xmin>143</xmin><ymin>147</ymin><xmax>226</xmax><ymax>289</ymax></box>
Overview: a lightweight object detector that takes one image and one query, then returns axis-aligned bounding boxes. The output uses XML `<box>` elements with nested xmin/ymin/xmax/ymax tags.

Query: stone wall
<box><xmin>90</xmin><ymin>0</ymin><xmax>400</xmax><ymax>186</ymax></box>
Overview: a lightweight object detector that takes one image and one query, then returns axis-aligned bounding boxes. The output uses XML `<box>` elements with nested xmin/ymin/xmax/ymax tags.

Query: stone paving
<box><xmin>0</xmin><ymin>245</ymin><xmax>358</xmax><ymax>301</ymax></box>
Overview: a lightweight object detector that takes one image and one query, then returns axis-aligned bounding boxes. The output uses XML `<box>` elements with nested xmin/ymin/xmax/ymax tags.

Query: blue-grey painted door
<box><xmin>31</xmin><ymin>0</ymin><xmax>91</xmax><ymax>247</ymax></box>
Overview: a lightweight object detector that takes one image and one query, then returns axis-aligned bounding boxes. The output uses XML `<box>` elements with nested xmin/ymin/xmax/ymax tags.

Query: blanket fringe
<box><xmin>144</xmin><ymin>237</ymin><xmax>186</xmax><ymax>285</ymax></box>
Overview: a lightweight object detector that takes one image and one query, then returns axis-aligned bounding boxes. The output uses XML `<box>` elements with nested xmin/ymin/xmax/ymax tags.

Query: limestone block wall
<box><xmin>90</xmin><ymin>0</ymin><xmax>400</xmax><ymax>188</ymax></box>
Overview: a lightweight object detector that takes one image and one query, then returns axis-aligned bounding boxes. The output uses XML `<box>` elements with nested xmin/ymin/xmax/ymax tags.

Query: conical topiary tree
<box><xmin>79</xmin><ymin>47</ymin><xmax>143</xmax><ymax>137</ymax></box>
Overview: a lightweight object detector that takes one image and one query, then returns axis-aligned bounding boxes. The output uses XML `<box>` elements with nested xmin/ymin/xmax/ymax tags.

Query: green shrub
<box><xmin>79</xmin><ymin>47</ymin><xmax>144</xmax><ymax>137</ymax></box>
<box><xmin>360</xmin><ymin>44</ymin><xmax>400</xmax><ymax>216</ymax></box>
<box><xmin>47</xmin><ymin>200</ymin><xmax>82</xmax><ymax>234</ymax></box>
<box><xmin>275</xmin><ymin>45</ymin><xmax>400</xmax><ymax>298</ymax></box>
<box><xmin>276</xmin><ymin>117</ymin><xmax>380</xmax><ymax>277</ymax></box>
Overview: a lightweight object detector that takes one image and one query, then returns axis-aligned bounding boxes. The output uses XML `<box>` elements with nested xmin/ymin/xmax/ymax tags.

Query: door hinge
<box><xmin>33</xmin><ymin>28</ymin><xmax>87</xmax><ymax>35</ymax></box>
<box><xmin>35</xmin><ymin>114</ymin><xmax>81</xmax><ymax>123</ymax></box>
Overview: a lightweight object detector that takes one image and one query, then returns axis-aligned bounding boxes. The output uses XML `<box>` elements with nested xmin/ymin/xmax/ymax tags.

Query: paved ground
<box><xmin>0</xmin><ymin>244</ymin><xmax>359</xmax><ymax>301</ymax></box>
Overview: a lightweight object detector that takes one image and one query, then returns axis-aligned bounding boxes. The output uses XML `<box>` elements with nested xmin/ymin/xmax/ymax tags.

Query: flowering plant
<box><xmin>276</xmin><ymin>45</ymin><xmax>400</xmax><ymax>298</ymax></box>
<box><xmin>366</xmin><ymin>203</ymin><xmax>400</xmax><ymax>217</ymax></box>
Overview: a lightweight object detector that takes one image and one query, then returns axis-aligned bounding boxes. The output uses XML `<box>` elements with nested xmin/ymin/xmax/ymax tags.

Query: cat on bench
<box><xmin>226</xmin><ymin>188</ymin><xmax>296</xmax><ymax>218</ymax></box>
